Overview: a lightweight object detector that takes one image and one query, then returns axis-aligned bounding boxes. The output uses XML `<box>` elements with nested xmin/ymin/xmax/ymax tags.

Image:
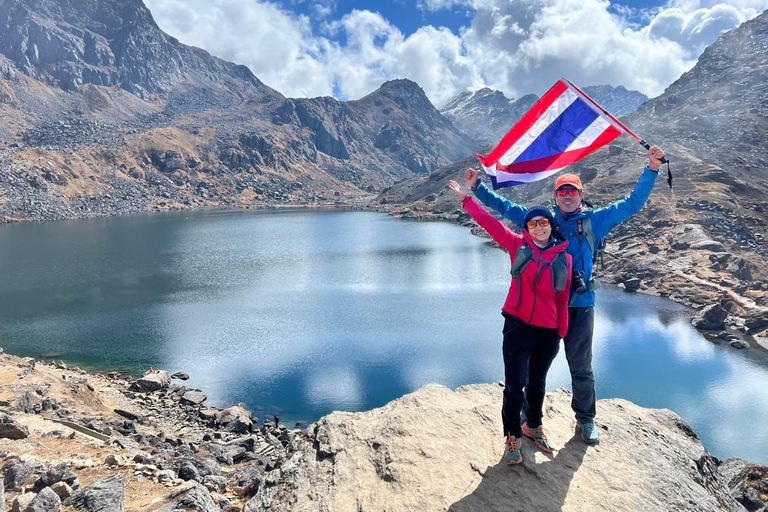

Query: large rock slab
<box><xmin>249</xmin><ymin>384</ymin><xmax>746</xmax><ymax>512</ymax></box>
<box><xmin>65</xmin><ymin>475</ymin><xmax>125</xmax><ymax>512</ymax></box>
<box><xmin>692</xmin><ymin>303</ymin><xmax>728</xmax><ymax>329</ymax></box>
<box><xmin>0</xmin><ymin>412</ymin><xmax>30</xmax><ymax>439</ymax></box>
<box><xmin>130</xmin><ymin>370</ymin><xmax>170</xmax><ymax>392</ymax></box>
<box><xmin>155</xmin><ymin>483</ymin><xmax>218</xmax><ymax>512</ymax></box>
<box><xmin>26</xmin><ymin>486</ymin><xmax>61</xmax><ymax>512</ymax></box>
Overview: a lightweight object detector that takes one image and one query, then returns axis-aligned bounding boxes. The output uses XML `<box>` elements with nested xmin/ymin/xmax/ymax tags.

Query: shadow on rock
<box><xmin>448</xmin><ymin>433</ymin><xmax>588</xmax><ymax>512</ymax></box>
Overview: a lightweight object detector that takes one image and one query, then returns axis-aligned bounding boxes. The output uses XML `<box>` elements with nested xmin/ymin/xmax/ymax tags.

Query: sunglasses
<box><xmin>526</xmin><ymin>218</ymin><xmax>550</xmax><ymax>229</ymax></box>
<box><xmin>556</xmin><ymin>188</ymin><xmax>580</xmax><ymax>196</ymax></box>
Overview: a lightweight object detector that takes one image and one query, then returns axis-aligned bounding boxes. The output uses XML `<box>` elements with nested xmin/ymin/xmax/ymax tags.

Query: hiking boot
<box><xmin>577</xmin><ymin>421</ymin><xmax>600</xmax><ymax>444</ymax></box>
<box><xmin>522</xmin><ymin>422</ymin><xmax>555</xmax><ymax>453</ymax></box>
<box><xmin>504</xmin><ymin>435</ymin><xmax>523</xmax><ymax>465</ymax></box>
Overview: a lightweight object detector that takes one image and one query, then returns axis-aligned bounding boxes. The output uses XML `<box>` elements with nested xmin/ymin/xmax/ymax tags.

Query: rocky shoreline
<box><xmin>0</xmin><ymin>348</ymin><xmax>298</xmax><ymax>511</ymax></box>
<box><xmin>2</xmin><ymin>348</ymin><xmax>768</xmax><ymax>512</ymax></box>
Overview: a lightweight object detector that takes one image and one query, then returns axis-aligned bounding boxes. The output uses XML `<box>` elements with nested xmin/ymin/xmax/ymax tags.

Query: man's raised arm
<box><xmin>590</xmin><ymin>146</ymin><xmax>665</xmax><ymax>239</ymax></box>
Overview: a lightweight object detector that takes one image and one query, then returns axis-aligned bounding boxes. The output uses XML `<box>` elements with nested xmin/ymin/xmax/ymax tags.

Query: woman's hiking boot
<box><xmin>522</xmin><ymin>422</ymin><xmax>555</xmax><ymax>452</ymax></box>
<box><xmin>577</xmin><ymin>421</ymin><xmax>600</xmax><ymax>444</ymax></box>
<box><xmin>504</xmin><ymin>435</ymin><xmax>523</xmax><ymax>465</ymax></box>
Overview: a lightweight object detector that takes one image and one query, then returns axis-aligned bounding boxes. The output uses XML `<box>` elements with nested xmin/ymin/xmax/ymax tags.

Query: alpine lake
<box><xmin>1</xmin><ymin>208</ymin><xmax>766</xmax><ymax>464</ymax></box>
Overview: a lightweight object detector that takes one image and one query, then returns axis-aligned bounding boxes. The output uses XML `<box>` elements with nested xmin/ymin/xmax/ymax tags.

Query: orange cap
<box><xmin>555</xmin><ymin>174</ymin><xmax>582</xmax><ymax>191</ymax></box>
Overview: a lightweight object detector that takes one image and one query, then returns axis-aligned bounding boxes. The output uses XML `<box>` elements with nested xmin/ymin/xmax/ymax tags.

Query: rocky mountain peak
<box><xmin>441</xmin><ymin>87</ymin><xmax>511</xmax><ymax>113</ymax></box>
<box><xmin>0</xmin><ymin>0</ymin><xmax>268</xmax><ymax>98</ymax></box>
<box><xmin>372</xmin><ymin>78</ymin><xmax>436</xmax><ymax>113</ymax></box>
<box><xmin>581</xmin><ymin>84</ymin><xmax>648</xmax><ymax>116</ymax></box>
<box><xmin>439</xmin><ymin>88</ymin><xmax>537</xmax><ymax>146</ymax></box>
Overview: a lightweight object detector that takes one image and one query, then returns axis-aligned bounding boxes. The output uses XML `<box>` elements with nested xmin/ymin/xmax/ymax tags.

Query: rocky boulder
<box><xmin>249</xmin><ymin>384</ymin><xmax>748</xmax><ymax>512</ymax></box>
<box><xmin>130</xmin><ymin>370</ymin><xmax>170</xmax><ymax>392</ymax></box>
<box><xmin>0</xmin><ymin>412</ymin><xmax>30</xmax><ymax>439</ymax></box>
<box><xmin>219</xmin><ymin>405</ymin><xmax>252</xmax><ymax>433</ymax></box>
<box><xmin>692</xmin><ymin>304</ymin><xmax>729</xmax><ymax>330</ymax></box>
<box><xmin>25</xmin><ymin>486</ymin><xmax>61</xmax><ymax>512</ymax></box>
<box><xmin>720</xmin><ymin>457</ymin><xmax>768</xmax><ymax>512</ymax></box>
<box><xmin>726</xmin><ymin>257</ymin><xmax>753</xmax><ymax>282</ymax></box>
<box><xmin>65</xmin><ymin>475</ymin><xmax>125</xmax><ymax>512</ymax></box>
<box><xmin>746</xmin><ymin>310</ymin><xmax>768</xmax><ymax>333</ymax></box>
<box><xmin>180</xmin><ymin>390</ymin><xmax>207</xmax><ymax>406</ymax></box>
<box><xmin>155</xmin><ymin>483</ymin><xmax>219</xmax><ymax>512</ymax></box>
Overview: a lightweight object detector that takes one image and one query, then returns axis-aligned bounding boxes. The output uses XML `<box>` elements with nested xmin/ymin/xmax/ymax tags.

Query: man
<box><xmin>465</xmin><ymin>146</ymin><xmax>666</xmax><ymax>444</ymax></box>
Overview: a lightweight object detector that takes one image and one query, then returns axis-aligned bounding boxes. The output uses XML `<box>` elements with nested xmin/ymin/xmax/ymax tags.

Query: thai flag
<box><xmin>478</xmin><ymin>79</ymin><xmax>626</xmax><ymax>189</ymax></box>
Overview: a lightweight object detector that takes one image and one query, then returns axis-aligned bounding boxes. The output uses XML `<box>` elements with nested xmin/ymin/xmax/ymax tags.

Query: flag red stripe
<box><xmin>495</xmin><ymin>126</ymin><xmax>621</xmax><ymax>174</ymax></box>
<box><xmin>478</xmin><ymin>80</ymin><xmax>569</xmax><ymax>167</ymax></box>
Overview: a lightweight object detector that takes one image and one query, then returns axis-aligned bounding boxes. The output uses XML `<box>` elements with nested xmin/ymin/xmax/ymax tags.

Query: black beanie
<box><xmin>523</xmin><ymin>205</ymin><xmax>554</xmax><ymax>226</ymax></box>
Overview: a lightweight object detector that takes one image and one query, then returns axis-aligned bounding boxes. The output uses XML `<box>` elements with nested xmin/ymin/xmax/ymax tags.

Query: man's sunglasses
<box><xmin>556</xmin><ymin>188</ymin><xmax>580</xmax><ymax>196</ymax></box>
<box><xmin>526</xmin><ymin>218</ymin><xmax>550</xmax><ymax>229</ymax></box>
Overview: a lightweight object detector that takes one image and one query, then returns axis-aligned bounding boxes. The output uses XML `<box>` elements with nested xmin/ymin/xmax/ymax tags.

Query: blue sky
<box><xmin>144</xmin><ymin>0</ymin><xmax>768</xmax><ymax>105</ymax></box>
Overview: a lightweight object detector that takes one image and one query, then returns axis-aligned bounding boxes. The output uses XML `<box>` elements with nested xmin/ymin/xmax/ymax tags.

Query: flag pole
<box><xmin>564</xmin><ymin>79</ymin><xmax>672</xmax><ymax>187</ymax></box>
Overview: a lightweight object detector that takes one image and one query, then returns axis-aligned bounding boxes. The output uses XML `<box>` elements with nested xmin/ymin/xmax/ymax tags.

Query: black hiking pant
<box><xmin>501</xmin><ymin>313</ymin><xmax>561</xmax><ymax>438</ymax></box>
<box><xmin>563</xmin><ymin>307</ymin><xmax>596</xmax><ymax>424</ymax></box>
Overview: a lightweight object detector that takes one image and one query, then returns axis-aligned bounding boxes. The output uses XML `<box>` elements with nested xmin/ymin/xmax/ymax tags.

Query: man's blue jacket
<box><xmin>472</xmin><ymin>167</ymin><xmax>659</xmax><ymax>308</ymax></box>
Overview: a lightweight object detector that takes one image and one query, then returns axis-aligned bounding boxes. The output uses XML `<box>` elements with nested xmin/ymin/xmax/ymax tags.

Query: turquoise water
<box><xmin>0</xmin><ymin>209</ymin><xmax>766</xmax><ymax>464</ymax></box>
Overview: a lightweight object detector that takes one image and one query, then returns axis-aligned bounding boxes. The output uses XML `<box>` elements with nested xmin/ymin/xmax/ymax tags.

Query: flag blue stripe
<box><xmin>490</xmin><ymin>175</ymin><xmax>530</xmax><ymax>189</ymax></box>
<box><xmin>513</xmin><ymin>98</ymin><xmax>599</xmax><ymax>164</ymax></box>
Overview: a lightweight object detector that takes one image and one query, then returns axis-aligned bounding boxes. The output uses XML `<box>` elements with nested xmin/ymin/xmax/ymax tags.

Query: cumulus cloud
<box><xmin>143</xmin><ymin>0</ymin><xmax>336</xmax><ymax>98</ymax></box>
<box><xmin>462</xmin><ymin>0</ymin><xmax>767</xmax><ymax>98</ymax></box>
<box><xmin>143</xmin><ymin>0</ymin><xmax>767</xmax><ymax>104</ymax></box>
<box><xmin>324</xmin><ymin>10</ymin><xmax>484</xmax><ymax>104</ymax></box>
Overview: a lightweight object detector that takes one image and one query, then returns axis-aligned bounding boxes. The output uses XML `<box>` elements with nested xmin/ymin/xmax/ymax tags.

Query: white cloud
<box><xmin>143</xmin><ymin>0</ymin><xmax>336</xmax><ymax>98</ymax></box>
<box><xmin>461</xmin><ymin>0</ymin><xmax>767</xmax><ymax>98</ymax></box>
<box><xmin>324</xmin><ymin>10</ymin><xmax>484</xmax><ymax>105</ymax></box>
<box><xmin>143</xmin><ymin>0</ymin><xmax>768</xmax><ymax>104</ymax></box>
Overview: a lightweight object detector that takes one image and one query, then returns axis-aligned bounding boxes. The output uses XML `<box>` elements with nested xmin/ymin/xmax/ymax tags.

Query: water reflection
<box><xmin>0</xmin><ymin>210</ymin><xmax>766</xmax><ymax>464</ymax></box>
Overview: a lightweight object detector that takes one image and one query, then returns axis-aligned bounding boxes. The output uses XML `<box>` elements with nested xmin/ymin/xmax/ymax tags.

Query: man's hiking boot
<box><xmin>504</xmin><ymin>435</ymin><xmax>523</xmax><ymax>465</ymax></box>
<box><xmin>522</xmin><ymin>422</ymin><xmax>555</xmax><ymax>453</ymax></box>
<box><xmin>577</xmin><ymin>421</ymin><xmax>600</xmax><ymax>444</ymax></box>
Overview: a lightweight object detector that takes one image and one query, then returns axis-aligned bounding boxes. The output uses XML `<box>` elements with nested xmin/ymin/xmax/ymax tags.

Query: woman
<box><xmin>449</xmin><ymin>180</ymin><xmax>572</xmax><ymax>465</ymax></box>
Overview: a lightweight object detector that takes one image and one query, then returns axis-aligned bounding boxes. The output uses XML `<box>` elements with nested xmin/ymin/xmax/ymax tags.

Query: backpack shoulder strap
<box><xmin>510</xmin><ymin>244</ymin><xmax>534</xmax><ymax>278</ymax></box>
<box><xmin>580</xmin><ymin>214</ymin><xmax>597</xmax><ymax>258</ymax></box>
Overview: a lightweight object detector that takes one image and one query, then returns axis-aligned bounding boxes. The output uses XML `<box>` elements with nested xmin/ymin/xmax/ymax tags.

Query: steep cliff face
<box><xmin>0</xmin><ymin>0</ymin><xmax>267</xmax><ymax>97</ymax></box>
<box><xmin>248</xmin><ymin>384</ymin><xmax>754</xmax><ymax>512</ymax></box>
<box><xmin>582</xmin><ymin>85</ymin><xmax>648</xmax><ymax>116</ymax></box>
<box><xmin>440</xmin><ymin>88</ymin><xmax>537</xmax><ymax>146</ymax></box>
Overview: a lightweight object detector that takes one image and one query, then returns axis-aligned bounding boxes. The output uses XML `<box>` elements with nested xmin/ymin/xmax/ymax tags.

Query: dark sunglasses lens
<box><xmin>527</xmin><ymin>219</ymin><xmax>550</xmax><ymax>229</ymax></box>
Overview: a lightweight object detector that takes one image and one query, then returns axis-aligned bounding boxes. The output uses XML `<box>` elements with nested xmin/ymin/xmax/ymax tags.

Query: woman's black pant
<box><xmin>501</xmin><ymin>313</ymin><xmax>561</xmax><ymax>438</ymax></box>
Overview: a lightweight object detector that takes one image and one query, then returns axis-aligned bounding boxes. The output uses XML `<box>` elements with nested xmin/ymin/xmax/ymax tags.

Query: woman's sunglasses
<box><xmin>556</xmin><ymin>188</ymin><xmax>580</xmax><ymax>196</ymax></box>
<box><xmin>526</xmin><ymin>218</ymin><xmax>550</xmax><ymax>229</ymax></box>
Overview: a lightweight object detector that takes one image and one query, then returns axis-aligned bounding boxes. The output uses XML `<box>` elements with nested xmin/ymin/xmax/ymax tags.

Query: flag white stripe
<box><xmin>494</xmin><ymin>168</ymin><xmax>563</xmax><ymax>184</ymax></box>
<box><xmin>564</xmin><ymin>116</ymin><xmax>612</xmax><ymax>152</ymax></box>
<box><xmin>497</xmin><ymin>89</ymin><xmax>578</xmax><ymax>167</ymax></box>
